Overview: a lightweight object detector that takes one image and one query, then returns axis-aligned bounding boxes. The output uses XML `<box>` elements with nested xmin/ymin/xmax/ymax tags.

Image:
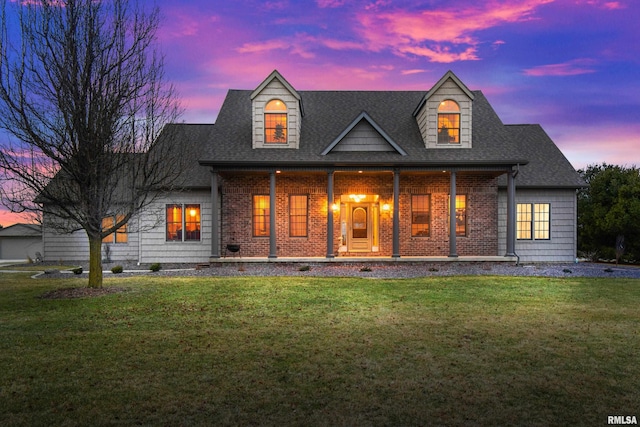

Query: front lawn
<box><xmin>0</xmin><ymin>273</ymin><xmax>638</xmax><ymax>426</ymax></box>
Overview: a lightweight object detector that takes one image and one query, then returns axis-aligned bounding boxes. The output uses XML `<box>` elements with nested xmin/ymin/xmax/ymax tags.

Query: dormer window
<box><xmin>265</xmin><ymin>99</ymin><xmax>288</xmax><ymax>144</ymax></box>
<box><xmin>437</xmin><ymin>100</ymin><xmax>460</xmax><ymax>144</ymax></box>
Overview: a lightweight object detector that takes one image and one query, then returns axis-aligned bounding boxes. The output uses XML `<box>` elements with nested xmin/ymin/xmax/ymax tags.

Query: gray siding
<box><xmin>331</xmin><ymin>121</ymin><xmax>395</xmax><ymax>152</ymax></box>
<box><xmin>42</xmin><ymin>190</ymin><xmax>212</xmax><ymax>264</ymax></box>
<box><xmin>416</xmin><ymin>79</ymin><xmax>472</xmax><ymax>149</ymax></box>
<box><xmin>43</xmin><ymin>216</ymin><xmax>140</xmax><ymax>262</ymax></box>
<box><xmin>138</xmin><ymin>191</ymin><xmax>212</xmax><ymax>264</ymax></box>
<box><xmin>498</xmin><ymin>189</ymin><xmax>577</xmax><ymax>262</ymax></box>
<box><xmin>252</xmin><ymin>79</ymin><xmax>301</xmax><ymax>149</ymax></box>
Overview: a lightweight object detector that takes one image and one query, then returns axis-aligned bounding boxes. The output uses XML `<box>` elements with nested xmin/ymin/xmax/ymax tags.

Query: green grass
<box><xmin>1</xmin><ymin>273</ymin><xmax>639</xmax><ymax>426</ymax></box>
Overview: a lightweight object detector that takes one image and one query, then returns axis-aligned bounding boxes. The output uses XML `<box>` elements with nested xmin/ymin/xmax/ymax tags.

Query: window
<box><xmin>517</xmin><ymin>204</ymin><xmax>532</xmax><ymax>239</ymax></box>
<box><xmin>438</xmin><ymin>100</ymin><xmax>460</xmax><ymax>144</ymax></box>
<box><xmin>455</xmin><ymin>195</ymin><xmax>466</xmax><ymax>236</ymax></box>
<box><xmin>517</xmin><ymin>203</ymin><xmax>550</xmax><ymax>240</ymax></box>
<box><xmin>289</xmin><ymin>195</ymin><xmax>308</xmax><ymax>237</ymax></box>
<box><xmin>185</xmin><ymin>205</ymin><xmax>201</xmax><ymax>241</ymax></box>
<box><xmin>253</xmin><ymin>195</ymin><xmax>270</xmax><ymax>237</ymax></box>
<box><xmin>265</xmin><ymin>99</ymin><xmax>287</xmax><ymax>144</ymax></box>
<box><xmin>102</xmin><ymin>215</ymin><xmax>127</xmax><ymax>243</ymax></box>
<box><xmin>411</xmin><ymin>195</ymin><xmax>431</xmax><ymax>237</ymax></box>
<box><xmin>166</xmin><ymin>204</ymin><xmax>201</xmax><ymax>241</ymax></box>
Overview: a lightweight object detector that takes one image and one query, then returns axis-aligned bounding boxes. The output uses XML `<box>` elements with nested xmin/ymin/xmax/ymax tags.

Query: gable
<box><xmin>414</xmin><ymin>71</ymin><xmax>474</xmax><ymax>149</ymax></box>
<box><xmin>321</xmin><ymin>112</ymin><xmax>407</xmax><ymax>156</ymax></box>
<box><xmin>251</xmin><ymin>70</ymin><xmax>302</xmax><ymax>149</ymax></box>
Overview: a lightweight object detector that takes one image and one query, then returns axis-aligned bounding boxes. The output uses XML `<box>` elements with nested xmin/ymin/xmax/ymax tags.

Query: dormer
<box><xmin>251</xmin><ymin>70</ymin><xmax>303</xmax><ymax>149</ymax></box>
<box><xmin>413</xmin><ymin>71</ymin><xmax>474</xmax><ymax>149</ymax></box>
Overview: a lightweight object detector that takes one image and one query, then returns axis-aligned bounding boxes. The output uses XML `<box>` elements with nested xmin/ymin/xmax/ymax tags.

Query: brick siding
<box><xmin>219</xmin><ymin>172</ymin><xmax>498</xmax><ymax>257</ymax></box>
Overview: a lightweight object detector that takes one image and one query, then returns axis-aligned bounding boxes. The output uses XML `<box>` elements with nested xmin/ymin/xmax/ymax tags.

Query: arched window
<box><xmin>265</xmin><ymin>99</ymin><xmax>288</xmax><ymax>143</ymax></box>
<box><xmin>437</xmin><ymin>100</ymin><xmax>460</xmax><ymax>144</ymax></box>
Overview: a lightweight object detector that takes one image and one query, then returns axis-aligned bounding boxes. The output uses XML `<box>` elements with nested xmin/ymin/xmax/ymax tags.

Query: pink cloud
<box><xmin>398</xmin><ymin>45</ymin><xmax>479</xmax><ymax>63</ymax></box>
<box><xmin>354</xmin><ymin>0</ymin><xmax>554</xmax><ymax>62</ymax></box>
<box><xmin>555</xmin><ymin>124</ymin><xmax>640</xmax><ymax>169</ymax></box>
<box><xmin>401</xmin><ymin>69</ymin><xmax>427</xmax><ymax>76</ymax></box>
<box><xmin>0</xmin><ymin>209</ymin><xmax>29</xmax><ymax>227</ymax></box>
<box><xmin>237</xmin><ymin>36</ymin><xmax>316</xmax><ymax>59</ymax></box>
<box><xmin>316</xmin><ymin>0</ymin><xmax>345</xmax><ymax>7</ymax></box>
<box><xmin>574</xmin><ymin>0</ymin><xmax>625</xmax><ymax>9</ymax></box>
<box><xmin>523</xmin><ymin>59</ymin><xmax>597</xmax><ymax>76</ymax></box>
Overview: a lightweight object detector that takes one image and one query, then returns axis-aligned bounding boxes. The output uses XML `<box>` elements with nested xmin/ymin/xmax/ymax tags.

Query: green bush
<box><xmin>298</xmin><ymin>265</ymin><xmax>310</xmax><ymax>271</ymax></box>
<box><xmin>111</xmin><ymin>265</ymin><xmax>124</xmax><ymax>274</ymax></box>
<box><xmin>149</xmin><ymin>263</ymin><xmax>161</xmax><ymax>272</ymax></box>
<box><xmin>71</xmin><ymin>267</ymin><xmax>83</xmax><ymax>275</ymax></box>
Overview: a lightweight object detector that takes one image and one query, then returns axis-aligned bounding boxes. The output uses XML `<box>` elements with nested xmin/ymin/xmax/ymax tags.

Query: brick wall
<box><xmin>219</xmin><ymin>172</ymin><xmax>498</xmax><ymax>257</ymax></box>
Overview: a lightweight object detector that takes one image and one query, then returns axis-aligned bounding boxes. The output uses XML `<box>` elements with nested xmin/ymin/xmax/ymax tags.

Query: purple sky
<box><xmin>1</xmin><ymin>0</ymin><xmax>639</xmax><ymax>226</ymax></box>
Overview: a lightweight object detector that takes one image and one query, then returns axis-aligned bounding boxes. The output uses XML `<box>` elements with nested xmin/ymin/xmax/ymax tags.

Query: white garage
<box><xmin>0</xmin><ymin>224</ymin><xmax>42</xmax><ymax>261</ymax></box>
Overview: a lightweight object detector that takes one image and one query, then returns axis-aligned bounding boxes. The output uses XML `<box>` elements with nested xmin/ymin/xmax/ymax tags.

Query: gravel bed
<box><xmin>33</xmin><ymin>261</ymin><xmax>640</xmax><ymax>279</ymax></box>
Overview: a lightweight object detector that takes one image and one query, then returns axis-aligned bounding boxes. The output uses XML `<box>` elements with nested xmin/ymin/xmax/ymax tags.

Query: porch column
<box><xmin>449</xmin><ymin>170</ymin><xmax>458</xmax><ymax>258</ymax></box>
<box><xmin>210</xmin><ymin>170</ymin><xmax>220</xmax><ymax>258</ymax></box>
<box><xmin>392</xmin><ymin>169</ymin><xmax>401</xmax><ymax>258</ymax></box>
<box><xmin>505</xmin><ymin>169</ymin><xmax>517</xmax><ymax>257</ymax></box>
<box><xmin>326</xmin><ymin>170</ymin><xmax>335</xmax><ymax>258</ymax></box>
<box><xmin>269</xmin><ymin>171</ymin><xmax>277</xmax><ymax>258</ymax></box>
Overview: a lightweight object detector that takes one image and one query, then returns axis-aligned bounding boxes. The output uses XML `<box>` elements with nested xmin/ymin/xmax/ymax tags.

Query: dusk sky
<box><xmin>1</xmin><ymin>0</ymin><xmax>639</xmax><ymax>226</ymax></box>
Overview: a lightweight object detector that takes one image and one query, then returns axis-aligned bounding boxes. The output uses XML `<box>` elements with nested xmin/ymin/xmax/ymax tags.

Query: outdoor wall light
<box><xmin>331</xmin><ymin>203</ymin><xmax>340</xmax><ymax>212</ymax></box>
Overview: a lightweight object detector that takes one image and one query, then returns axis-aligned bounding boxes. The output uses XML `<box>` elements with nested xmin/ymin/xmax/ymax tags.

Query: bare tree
<box><xmin>0</xmin><ymin>0</ymin><xmax>186</xmax><ymax>287</ymax></box>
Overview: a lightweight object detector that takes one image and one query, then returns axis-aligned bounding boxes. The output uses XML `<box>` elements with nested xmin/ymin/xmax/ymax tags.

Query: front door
<box><xmin>348</xmin><ymin>204</ymin><xmax>371</xmax><ymax>252</ymax></box>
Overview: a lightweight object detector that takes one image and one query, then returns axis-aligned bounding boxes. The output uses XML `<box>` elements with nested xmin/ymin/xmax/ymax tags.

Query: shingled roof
<box><xmin>196</xmin><ymin>80</ymin><xmax>584</xmax><ymax>189</ymax></box>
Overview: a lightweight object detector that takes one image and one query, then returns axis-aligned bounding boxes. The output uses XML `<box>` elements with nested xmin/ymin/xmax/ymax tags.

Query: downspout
<box><xmin>513</xmin><ymin>165</ymin><xmax>520</xmax><ymax>266</ymax></box>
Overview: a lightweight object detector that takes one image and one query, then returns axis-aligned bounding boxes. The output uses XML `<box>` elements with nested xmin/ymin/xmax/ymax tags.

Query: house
<box><xmin>0</xmin><ymin>223</ymin><xmax>42</xmax><ymax>261</ymax></box>
<box><xmin>42</xmin><ymin>70</ymin><xmax>585</xmax><ymax>264</ymax></box>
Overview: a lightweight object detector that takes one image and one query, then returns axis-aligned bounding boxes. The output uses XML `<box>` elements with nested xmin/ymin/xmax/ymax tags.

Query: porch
<box><xmin>209</xmin><ymin>255</ymin><xmax>519</xmax><ymax>264</ymax></box>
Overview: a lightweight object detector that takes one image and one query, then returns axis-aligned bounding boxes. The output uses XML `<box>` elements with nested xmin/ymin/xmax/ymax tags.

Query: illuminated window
<box><xmin>448</xmin><ymin>194</ymin><xmax>467</xmax><ymax>236</ymax></box>
<box><xmin>534</xmin><ymin>203</ymin><xmax>550</xmax><ymax>240</ymax></box>
<box><xmin>289</xmin><ymin>195</ymin><xmax>308</xmax><ymax>237</ymax></box>
<box><xmin>265</xmin><ymin>99</ymin><xmax>287</xmax><ymax>144</ymax></box>
<box><xmin>517</xmin><ymin>203</ymin><xmax>550</xmax><ymax>240</ymax></box>
<box><xmin>411</xmin><ymin>195</ymin><xmax>431</xmax><ymax>237</ymax></box>
<box><xmin>253</xmin><ymin>195</ymin><xmax>270</xmax><ymax>237</ymax></box>
<box><xmin>166</xmin><ymin>204</ymin><xmax>201</xmax><ymax>242</ymax></box>
<box><xmin>517</xmin><ymin>204</ymin><xmax>532</xmax><ymax>239</ymax></box>
<box><xmin>102</xmin><ymin>215</ymin><xmax>127</xmax><ymax>244</ymax></box>
<box><xmin>455</xmin><ymin>195</ymin><xmax>466</xmax><ymax>236</ymax></box>
<box><xmin>185</xmin><ymin>205</ymin><xmax>201</xmax><ymax>241</ymax></box>
<box><xmin>438</xmin><ymin>100</ymin><xmax>460</xmax><ymax>144</ymax></box>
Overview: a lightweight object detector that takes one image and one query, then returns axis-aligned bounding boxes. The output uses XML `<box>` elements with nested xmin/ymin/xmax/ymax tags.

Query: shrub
<box><xmin>71</xmin><ymin>267</ymin><xmax>83</xmax><ymax>275</ymax></box>
<box><xmin>111</xmin><ymin>265</ymin><xmax>124</xmax><ymax>274</ymax></box>
<box><xmin>149</xmin><ymin>263</ymin><xmax>161</xmax><ymax>272</ymax></box>
<box><xmin>298</xmin><ymin>265</ymin><xmax>310</xmax><ymax>271</ymax></box>
<box><xmin>360</xmin><ymin>266</ymin><xmax>372</xmax><ymax>272</ymax></box>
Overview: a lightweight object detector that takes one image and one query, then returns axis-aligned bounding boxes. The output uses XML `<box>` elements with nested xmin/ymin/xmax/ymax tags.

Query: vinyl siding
<box><xmin>252</xmin><ymin>79</ymin><xmax>301</xmax><ymax>149</ymax></box>
<box><xmin>42</xmin><ymin>190</ymin><xmax>212</xmax><ymax>264</ymax></box>
<box><xmin>42</xmin><ymin>215</ymin><xmax>140</xmax><ymax>262</ymax></box>
<box><xmin>138</xmin><ymin>191</ymin><xmax>212</xmax><ymax>263</ymax></box>
<box><xmin>498</xmin><ymin>189</ymin><xmax>577</xmax><ymax>262</ymax></box>
<box><xmin>331</xmin><ymin>121</ymin><xmax>395</xmax><ymax>152</ymax></box>
<box><xmin>419</xmin><ymin>79</ymin><xmax>473</xmax><ymax>149</ymax></box>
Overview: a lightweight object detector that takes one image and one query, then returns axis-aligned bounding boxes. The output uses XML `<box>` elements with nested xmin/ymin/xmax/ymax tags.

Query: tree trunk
<box><xmin>88</xmin><ymin>235</ymin><xmax>104</xmax><ymax>288</ymax></box>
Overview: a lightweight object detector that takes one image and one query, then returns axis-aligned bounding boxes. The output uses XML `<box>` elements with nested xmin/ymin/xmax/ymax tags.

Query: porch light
<box><xmin>349</xmin><ymin>194</ymin><xmax>367</xmax><ymax>203</ymax></box>
<box><xmin>382</xmin><ymin>203</ymin><xmax>391</xmax><ymax>212</ymax></box>
<box><xmin>331</xmin><ymin>203</ymin><xmax>340</xmax><ymax>212</ymax></box>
